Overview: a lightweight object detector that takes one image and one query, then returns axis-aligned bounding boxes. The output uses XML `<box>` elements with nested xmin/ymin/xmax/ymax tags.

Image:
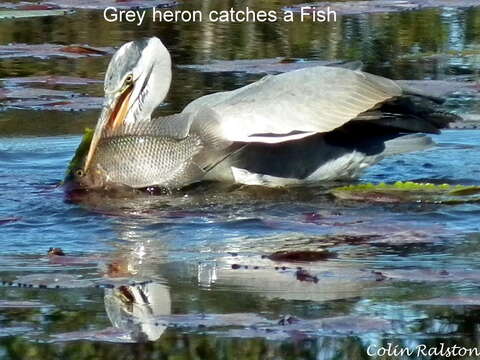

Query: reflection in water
<box><xmin>105</xmin><ymin>282</ymin><xmax>171</xmax><ymax>342</ymax></box>
<box><xmin>102</xmin><ymin>228</ymin><xmax>172</xmax><ymax>342</ymax></box>
<box><xmin>1</xmin><ymin>203</ymin><xmax>480</xmax><ymax>358</ymax></box>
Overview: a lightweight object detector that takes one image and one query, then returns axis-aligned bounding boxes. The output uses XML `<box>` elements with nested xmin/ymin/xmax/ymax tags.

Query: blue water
<box><xmin>2</xmin><ymin>129</ymin><xmax>480</xmax><ymax>260</ymax></box>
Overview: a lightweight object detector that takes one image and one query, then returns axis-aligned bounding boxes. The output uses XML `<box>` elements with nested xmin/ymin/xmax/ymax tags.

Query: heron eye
<box><xmin>75</xmin><ymin>169</ymin><xmax>85</xmax><ymax>177</ymax></box>
<box><xmin>125</xmin><ymin>74</ymin><xmax>133</xmax><ymax>85</ymax></box>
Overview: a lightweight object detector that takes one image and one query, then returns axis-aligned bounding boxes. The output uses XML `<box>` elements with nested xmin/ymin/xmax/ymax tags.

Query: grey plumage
<box><xmin>183</xmin><ymin>66</ymin><xmax>403</xmax><ymax>143</ymax></box>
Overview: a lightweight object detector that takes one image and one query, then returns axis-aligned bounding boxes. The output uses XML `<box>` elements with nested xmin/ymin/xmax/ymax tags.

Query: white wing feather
<box><xmin>183</xmin><ymin>66</ymin><xmax>402</xmax><ymax>143</ymax></box>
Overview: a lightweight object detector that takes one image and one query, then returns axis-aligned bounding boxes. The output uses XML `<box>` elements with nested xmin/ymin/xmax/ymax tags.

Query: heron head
<box><xmin>83</xmin><ymin>37</ymin><xmax>172</xmax><ymax>172</ymax></box>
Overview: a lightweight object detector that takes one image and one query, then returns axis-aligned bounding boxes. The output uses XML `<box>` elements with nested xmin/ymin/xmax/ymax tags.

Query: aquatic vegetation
<box><xmin>66</xmin><ymin>128</ymin><xmax>93</xmax><ymax>177</ymax></box>
<box><xmin>410</xmin><ymin>297</ymin><xmax>480</xmax><ymax>306</ymax></box>
<box><xmin>1</xmin><ymin>0</ymin><xmax>178</xmax><ymax>11</ymax></box>
<box><xmin>266</xmin><ymin>250</ymin><xmax>336</xmax><ymax>262</ymax></box>
<box><xmin>396</xmin><ymin>80</ymin><xmax>479</xmax><ymax>100</ymax></box>
<box><xmin>0</xmin><ymin>76</ymin><xmax>102</xmax><ymax>86</ymax></box>
<box><xmin>331</xmin><ymin>181</ymin><xmax>480</xmax><ymax>204</ymax></box>
<box><xmin>0</xmin><ymin>300</ymin><xmax>52</xmax><ymax>308</ymax></box>
<box><xmin>0</xmin><ymin>43</ymin><xmax>113</xmax><ymax>59</ymax></box>
<box><xmin>179</xmin><ymin>58</ymin><xmax>360</xmax><ymax>75</ymax></box>
<box><xmin>0</xmin><ymin>76</ymin><xmax>103</xmax><ymax>111</ymax></box>
<box><xmin>0</xmin><ymin>87</ymin><xmax>103</xmax><ymax>111</ymax></box>
<box><xmin>379</xmin><ymin>269</ymin><xmax>480</xmax><ymax>282</ymax></box>
<box><xmin>0</xmin><ymin>9</ymin><xmax>73</xmax><ymax>19</ymax></box>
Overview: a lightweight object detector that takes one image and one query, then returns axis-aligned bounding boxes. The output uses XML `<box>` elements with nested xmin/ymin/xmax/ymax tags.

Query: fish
<box><xmin>64</xmin><ymin>108</ymin><xmax>235</xmax><ymax>191</ymax></box>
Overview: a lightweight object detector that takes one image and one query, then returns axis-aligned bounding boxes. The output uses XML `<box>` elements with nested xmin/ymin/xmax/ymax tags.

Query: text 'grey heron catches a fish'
<box><xmin>65</xmin><ymin>37</ymin><xmax>459</xmax><ymax>191</ymax></box>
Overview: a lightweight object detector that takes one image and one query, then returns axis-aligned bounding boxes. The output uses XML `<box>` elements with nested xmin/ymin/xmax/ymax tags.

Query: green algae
<box><xmin>331</xmin><ymin>181</ymin><xmax>480</xmax><ymax>204</ymax></box>
<box><xmin>65</xmin><ymin>128</ymin><xmax>93</xmax><ymax>178</ymax></box>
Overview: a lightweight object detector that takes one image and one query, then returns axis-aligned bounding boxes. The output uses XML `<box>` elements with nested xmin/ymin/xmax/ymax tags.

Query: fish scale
<box><xmin>92</xmin><ymin>134</ymin><xmax>203</xmax><ymax>188</ymax></box>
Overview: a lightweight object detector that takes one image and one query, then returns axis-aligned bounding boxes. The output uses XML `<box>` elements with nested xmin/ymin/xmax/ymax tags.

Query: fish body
<box><xmin>91</xmin><ymin>134</ymin><xmax>203</xmax><ymax>188</ymax></box>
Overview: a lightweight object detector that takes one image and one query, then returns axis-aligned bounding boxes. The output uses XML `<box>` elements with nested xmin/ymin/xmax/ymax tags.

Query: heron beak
<box><xmin>83</xmin><ymin>84</ymin><xmax>134</xmax><ymax>171</ymax></box>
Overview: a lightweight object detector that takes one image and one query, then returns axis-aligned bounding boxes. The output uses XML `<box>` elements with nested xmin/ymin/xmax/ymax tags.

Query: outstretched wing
<box><xmin>183</xmin><ymin>66</ymin><xmax>402</xmax><ymax>143</ymax></box>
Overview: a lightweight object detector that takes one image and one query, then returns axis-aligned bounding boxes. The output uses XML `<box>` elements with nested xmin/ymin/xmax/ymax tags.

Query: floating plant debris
<box><xmin>0</xmin><ymin>300</ymin><xmax>52</xmax><ymax>308</ymax></box>
<box><xmin>331</xmin><ymin>181</ymin><xmax>480</xmax><ymax>204</ymax></box>
<box><xmin>13</xmin><ymin>274</ymin><xmax>95</xmax><ymax>289</ymax></box>
<box><xmin>410</xmin><ymin>297</ymin><xmax>480</xmax><ymax>306</ymax></box>
<box><xmin>0</xmin><ymin>76</ymin><xmax>102</xmax><ymax>86</ymax></box>
<box><xmin>51</xmin><ymin>327</ymin><xmax>137</xmax><ymax>343</ymax></box>
<box><xmin>2</xmin><ymin>0</ymin><xmax>179</xmax><ymax>11</ymax></box>
<box><xmin>0</xmin><ymin>43</ymin><xmax>113</xmax><ymax>59</ymax></box>
<box><xmin>0</xmin><ymin>87</ymin><xmax>103</xmax><ymax>111</ymax></box>
<box><xmin>0</xmin><ymin>87</ymin><xmax>78</xmax><ymax>100</ymax></box>
<box><xmin>0</xmin><ymin>9</ymin><xmax>73</xmax><ymax>19</ymax></box>
<box><xmin>267</xmin><ymin>250</ymin><xmax>336</xmax><ymax>262</ymax></box>
<box><xmin>1</xmin><ymin>96</ymin><xmax>103</xmax><ymax>111</ymax></box>
<box><xmin>376</xmin><ymin>269</ymin><xmax>480</xmax><ymax>282</ymax></box>
<box><xmin>157</xmin><ymin>313</ymin><xmax>269</xmax><ymax>328</ymax></box>
<box><xmin>0</xmin><ymin>75</ymin><xmax>103</xmax><ymax>111</ymax></box>
<box><xmin>303</xmin><ymin>315</ymin><xmax>392</xmax><ymax>334</ymax></box>
<box><xmin>155</xmin><ymin>313</ymin><xmax>392</xmax><ymax>335</ymax></box>
<box><xmin>397</xmin><ymin>80</ymin><xmax>479</xmax><ymax>100</ymax></box>
<box><xmin>0</xmin><ymin>326</ymin><xmax>35</xmax><ymax>338</ymax></box>
<box><xmin>47</xmin><ymin>247</ymin><xmax>65</xmax><ymax>256</ymax></box>
<box><xmin>49</xmin><ymin>313</ymin><xmax>393</xmax><ymax>343</ymax></box>
<box><xmin>179</xmin><ymin>58</ymin><xmax>361</xmax><ymax>75</ymax></box>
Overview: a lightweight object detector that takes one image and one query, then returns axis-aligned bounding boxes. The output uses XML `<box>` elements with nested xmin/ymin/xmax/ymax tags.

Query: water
<box><xmin>1</xmin><ymin>1</ymin><xmax>480</xmax><ymax>359</ymax></box>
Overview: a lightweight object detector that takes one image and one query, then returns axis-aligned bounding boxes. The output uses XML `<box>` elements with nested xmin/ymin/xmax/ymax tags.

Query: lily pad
<box><xmin>0</xmin><ymin>3</ymin><xmax>61</xmax><ymax>10</ymax></box>
<box><xmin>331</xmin><ymin>181</ymin><xmax>480</xmax><ymax>204</ymax></box>
<box><xmin>0</xmin><ymin>76</ymin><xmax>102</xmax><ymax>86</ymax></box>
<box><xmin>222</xmin><ymin>315</ymin><xmax>391</xmax><ymax>339</ymax></box>
<box><xmin>14</xmin><ymin>274</ymin><xmax>95</xmax><ymax>288</ymax></box>
<box><xmin>266</xmin><ymin>250</ymin><xmax>336</xmax><ymax>262</ymax></box>
<box><xmin>0</xmin><ymin>43</ymin><xmax>113</xmax><ymax>59</ymax></box>
<box><xmin>51</xmin><ymin>327</ymin><xmax>137</xmax><ymax>343</ymax></box>
<box><xmin>397</xmin><ymin>80</ymin><xmax>479</xmax><ymax>100</ymax></box>
<box><xmin>0</xmin><ymin>9</ymin><xmax>73</xmax><ymax>19</ymax></box>
<box><xmin>157</xmin><ymin>313</ymin><xmax>391</xmax><ymax>336</ymax></box>
<box><xmin>1</xmin><ymin>96</ymin><xmax>103</xmax><ymax>111</ymax></box>
<box><xmin>179</xmin><ymin>58</ymin><xmax>361</xmax><ymax>75</ymax></box>
<box><xmin>0</xmin><ymin>326</ymin><xmax>35</xmax><ymax>338</ymax></box>
<box><xmin>410</xmin><ymin>297</ymin><xmax>480</xmax><ymax>306</ymax></box>
<box><xmin>0</xmin><ymin>300</ymin><xmax>52</xmax><ymax>308</ymax></box>
<box><xmin>0</xmin><ymin>87</ymin><xmax>103</xmax><ymax>111</ymax></box>
<box><xmin>304</xmin><ymin>315</ymin><xmax>392</xmax><ymax>334</ymax></box>
<box><xmin>9</xmin><ymin>0</ymin><xmax>179</xmax><ymax>10</ymax></box>
<box><xmin>450</xmin><ymin>113</ymin><xmax>480</xmax><ymax>129</ymax></box>
<box><xmin>378</xmin><ymin>269</ymin><xmax>480</xmax><ymax>282</ymax></box>
<box><xmin>215</xmin><ymin>259</ymin><xmax>383</xmax><ymax>302</ymax></box>
<box><xmin>0</xmin><ymin>87</ymin><xmax>78</xmax><ymax>100</ymax></box>
<box><xmin>157</xmin><ymin>313</ymin><xmax>269</xmax><ymax>328</ymax></box>
<box><xmin>283</xmin><ymin>0</ymin><xmax>480</xmax><ymax>15</ymax></box>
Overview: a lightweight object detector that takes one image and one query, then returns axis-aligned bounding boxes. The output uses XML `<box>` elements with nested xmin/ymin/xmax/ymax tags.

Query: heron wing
<box><xmin>183</xmin><ymin>66</ymin><xmax>402</xmax><ymax>143</ymax></box>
